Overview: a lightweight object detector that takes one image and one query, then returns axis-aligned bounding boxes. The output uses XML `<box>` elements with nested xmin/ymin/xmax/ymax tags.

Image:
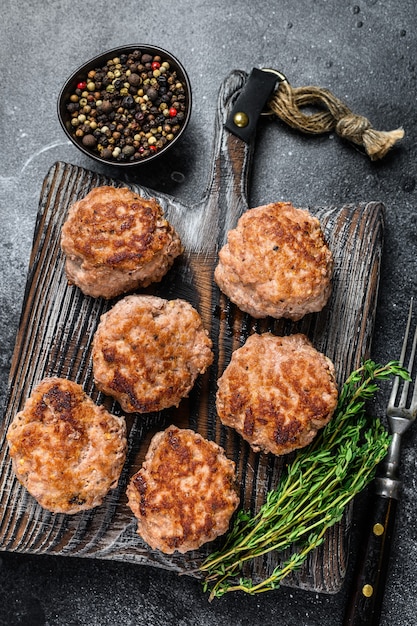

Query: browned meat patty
<box><xmin>126</xmin><ymin>425</ymin><xmax>239</xmax><ymax>553</ymax></box>
<box><xmin>216</xmin><ymin>333</ymin><xmax>338</xmax><ymax>456</ymax></box>
<box><xmin>92</xmin><ymin>295</ymin><xmax>214</xmax><ymax>413</ymax></box>
<box><xmin>214</xmin><ymin>202</ymin><xmax>333</xmax><ymax>321</ymax></box>
<box><xmin>6</xmin><ymin>377</ymin><xmax>127</xmax><ymax>514</ymax></box>
<box><xmin>60</xmin><ymin>185</ymin><xmax>183</xmax><ymax>299</ymax></box>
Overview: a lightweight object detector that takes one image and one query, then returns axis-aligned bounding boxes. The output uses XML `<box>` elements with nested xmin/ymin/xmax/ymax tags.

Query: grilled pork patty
<box><xmin>6</xmin><ymin>377</ymin><xmax>127</xmax><ymax>514</ymax></box>
<box><xmin>216</xmin><ymin>333</ymin><xmax>338</xmax><ymax>456</ymax></box>
<box><xmin>92</xmin><ymin>295</ymin><xmax>213</xmax><ymax>413</ymax></box>
<box><xmin>126</xmin><ymin>426</ymin><xmax>239</xmax><ymax>553</ymax></box>
<box><xmin>214</xmin><ymin>202</ymin><xmax>333</xmax><ymax>320</ymax></box>
<box><xmin>61</xmin><ymin>186</ymin><xmax>183</xmax><ymax>299</ymax></box>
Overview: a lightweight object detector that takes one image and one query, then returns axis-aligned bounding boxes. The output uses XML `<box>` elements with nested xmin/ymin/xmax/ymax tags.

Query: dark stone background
<box><xmin>1</xmin><ymin>1</ymin><xmax>416</xmax><ymax>624</ymax></box>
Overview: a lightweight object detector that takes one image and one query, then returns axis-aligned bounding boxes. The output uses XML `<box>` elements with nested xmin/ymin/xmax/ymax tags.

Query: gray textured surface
<box><xmin>0</xmin><ymin>1</ymin><xmax>416</xmax><ymax>624</ymax></box>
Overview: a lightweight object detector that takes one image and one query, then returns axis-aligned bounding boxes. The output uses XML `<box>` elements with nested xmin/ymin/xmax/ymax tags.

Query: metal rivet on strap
<box><xmin>233</xmin><ymin>112</ymin><xmax>249</xmax><ymax>128</ymax></box>
<box><xmin>362</xmin><ymin>584</ymin><xmax>374</xmax><ymax>598</ymax></box>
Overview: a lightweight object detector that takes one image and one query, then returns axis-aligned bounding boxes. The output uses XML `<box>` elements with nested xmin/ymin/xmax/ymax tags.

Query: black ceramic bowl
<box><xmin>58</xmin><ymin>44</ymin><xmax>192</xmax><ymax>167</ymax></box>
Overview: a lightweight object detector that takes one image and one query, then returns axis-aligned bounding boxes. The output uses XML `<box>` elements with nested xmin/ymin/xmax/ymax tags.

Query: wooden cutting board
<box><xmin>0</xmin><ymin>70</ymin><xmax>385</xmax><ymax>593</ymax></box>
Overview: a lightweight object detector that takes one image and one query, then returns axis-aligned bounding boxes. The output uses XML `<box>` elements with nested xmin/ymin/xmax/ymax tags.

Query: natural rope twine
<box><xmin>267</xmin><ymin>79</ymin><xmax>404</xmax><ymax>160</ymax></box>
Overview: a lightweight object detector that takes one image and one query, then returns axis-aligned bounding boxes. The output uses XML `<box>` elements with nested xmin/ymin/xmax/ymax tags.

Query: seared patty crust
<box><xmin>126</xmin><ymin>425</ymin><xmax>240</xmax><ymax>553</ymax></box>
<box><xmin>92</xmin><ymin>295</ymin><xmax>214</xmax><ymax>413</ymax></box>
<box><xmin>60</xmin><ymin>185</ymin><xmax>183</xmax><ymax>299</ymax></box>
<box><xmin>214</xmin><ymin>202</ymin><xmax>333</xmax><ymax>321</ymax></box>
<box><xmin>216</xmin><ymin>333</ymin><xmax>338</xmax><ymax>456</ymax></box>
<box><xmin>6</xmin><ymin>377</ymin><xmax>127</xmax><ymax>514</ymax></box>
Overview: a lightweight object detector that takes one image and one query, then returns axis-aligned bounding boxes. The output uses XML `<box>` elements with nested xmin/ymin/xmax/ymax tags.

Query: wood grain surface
<box><xmin>0</xmin><ymin>70</ymin><xmax>385</xmax><ymax>593</ymax></box>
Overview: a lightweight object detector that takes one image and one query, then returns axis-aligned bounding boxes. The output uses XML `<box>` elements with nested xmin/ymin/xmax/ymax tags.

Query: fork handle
<box><xmin>343</xmin><ymin>492</ymin><xmax>398</xmax><ymax>625</ymax></box>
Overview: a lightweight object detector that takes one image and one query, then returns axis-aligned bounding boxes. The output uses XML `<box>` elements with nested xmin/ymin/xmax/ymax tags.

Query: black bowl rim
<box><xmin>57</xmin><ymin>43</ymin><xmax>192</xmax><ymax>167</ymax></box>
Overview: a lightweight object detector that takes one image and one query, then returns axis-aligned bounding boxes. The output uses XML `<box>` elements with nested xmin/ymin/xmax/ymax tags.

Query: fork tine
<box><xmin>389</xmin><ymin>298</ymin><xmax>415</xmax><ymax>408</ymax></box>
<box><xmin>400</xmin><ymin>299</ymin><xmax>417</xmax><ymax>407</ymax></box>
<box><xmin>408</xmin><ymin>325</ymin><xmax>417</xmax><ymax>417</ymax></box>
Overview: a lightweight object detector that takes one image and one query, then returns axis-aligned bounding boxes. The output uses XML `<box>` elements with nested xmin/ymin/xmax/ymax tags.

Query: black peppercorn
<box><xmin>82</xmin><ymin>135</ymin><xmax>97</xmax><ymax>148</ymax></box>
<box><xmin>121</xmin><ymin>95</ymin><xmax>135</xmax><ymax>109</ymax></box>
<box><xmin>122</xmin><ymin>145</ymin><xmax>135</xmax><ymax>157</ymax></box>
<box><xmin>66</xmin><ymin>102</ymin><xmax>79</xmax><ymax>113</ymax></box>
<box><xmin>128</xmin><ymin>73</ymin><xmax>141</xmax><ymax>86</ymax></box>
<box><xmin>147</xmin><ymin>87</ymin><xmax>158</xmax><ymax>102</ymax></box>
<box><xmin>100</xmin><ymin>100</ymin><xmax>113</xmax><ymax>114</ymax></box>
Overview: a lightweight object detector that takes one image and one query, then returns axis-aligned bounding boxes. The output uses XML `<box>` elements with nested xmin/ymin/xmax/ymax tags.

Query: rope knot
<box><xmin>268</xmin><ymin>77</ymin><xmax>404</xmax><ymax>160</ymax></box>
<box><xmin>335</xmin><ymin>113</ymin><xmax>371</xmax><ymax>145</ymax></box>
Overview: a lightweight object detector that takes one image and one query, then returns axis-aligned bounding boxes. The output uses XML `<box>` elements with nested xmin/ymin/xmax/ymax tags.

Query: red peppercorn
<box><xmin>149</xmin><ymin>145</ymin><xmax>157</xmax><ymax>152</ymax></box>
<box><xmin>77</xmin><ymin>81</ymin><xmax>87</xmax><ymax>90</ymax></box>
<box><xmin>151</xmin><ymin>61</ymin><xmax>161</xmax><ymax>70</ymax></box>
<box><xmin>169</xmin><ymin>107</ymin><xmax>177</xmax><ymax>117</ymax></box>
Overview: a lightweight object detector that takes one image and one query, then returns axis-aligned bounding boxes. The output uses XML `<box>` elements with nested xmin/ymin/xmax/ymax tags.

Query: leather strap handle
<box><xmin>224</xmin><ymin>68</ymin><xmax>280</xmax><ymax>143</ymax></box>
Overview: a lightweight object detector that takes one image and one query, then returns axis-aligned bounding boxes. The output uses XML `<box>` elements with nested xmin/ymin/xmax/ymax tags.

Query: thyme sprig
<box><xmin>200</xmin><ymin>360</ymin><xmax>409</xmax><ymax>599</ymax></box>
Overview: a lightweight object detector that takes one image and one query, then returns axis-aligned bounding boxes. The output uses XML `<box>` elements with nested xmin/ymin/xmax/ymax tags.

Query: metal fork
<box><xmin>344</xmin><ymin>299</ymin><xmax>417</xmax><ymax>626</ymax></box>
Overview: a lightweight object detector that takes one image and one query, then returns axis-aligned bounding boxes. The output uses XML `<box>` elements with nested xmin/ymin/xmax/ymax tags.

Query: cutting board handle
<box><xmin>202</xmin><ymin>70</ymin><xmax>255</xmax><ymax>237</ymax></box>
